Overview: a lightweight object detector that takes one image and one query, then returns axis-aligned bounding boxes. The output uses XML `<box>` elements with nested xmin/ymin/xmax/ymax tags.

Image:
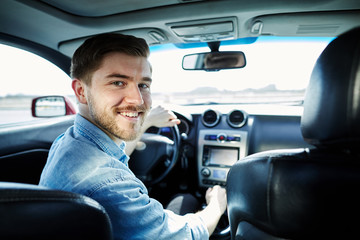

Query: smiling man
<box><xmin>39</xmin><ymin>33</ymin><xmax>227</xmax><ymax>240</ymax></box>
<box><xmin>73</xmin><ymin>51</ymin><xmax>152</xmax><ymax>143</ymax></box>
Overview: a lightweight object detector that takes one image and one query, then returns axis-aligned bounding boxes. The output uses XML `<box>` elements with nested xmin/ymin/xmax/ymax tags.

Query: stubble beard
<box><xmin>87</xmin><ymin>94</ymin><xmax>148</xmax><ymax>141</ymax></box>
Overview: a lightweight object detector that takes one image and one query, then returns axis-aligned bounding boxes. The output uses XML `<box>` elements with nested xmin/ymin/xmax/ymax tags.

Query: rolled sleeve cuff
<box><xmin>164</xmin><ymin>209</ymin><xmax>209</xmax><ymax>240</ymax></box>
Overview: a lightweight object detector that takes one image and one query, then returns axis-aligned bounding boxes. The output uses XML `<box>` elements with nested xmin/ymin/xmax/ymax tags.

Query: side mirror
<box><xmin>182</xmin><ymin>51</ymin><xmax>246</xmax><ymax>71</ymax></box>
<box><xmin>31</xmin><ymin>96</ymin><xmax>76</xmax><ymax>117</ymax></box>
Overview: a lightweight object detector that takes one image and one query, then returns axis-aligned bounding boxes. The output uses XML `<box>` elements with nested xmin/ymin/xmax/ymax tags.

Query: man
<box><xmin>39</xmin><ymin>33</ymin><xmax>227</xmax><ymax>239</ymax></box>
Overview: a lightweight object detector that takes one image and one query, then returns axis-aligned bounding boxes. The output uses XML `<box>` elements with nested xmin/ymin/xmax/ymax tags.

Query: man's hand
<box><xmin>196</xmin><ymin>185</ymin><xmax>227</xmax><ymax>236</ymax></box>
<box><xmin>205</xmin><ymin>185</ymin><xmax>227</xmax><ymax>215</ymax></box>
<box><xmin>144</xmin><ymin>105</ymin><xmax>181</xmax><ymax>129</ymax></box>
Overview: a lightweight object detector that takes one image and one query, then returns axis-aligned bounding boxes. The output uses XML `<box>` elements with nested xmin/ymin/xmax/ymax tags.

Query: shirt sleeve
<box><xmin>163</xmin><ymin>209</ymin><xmax>209</xmax><ymax>240</ymax></box>
<box><xmin>88</xmin><ymin>168</ymin><xmax>209</xmax><ymax>240</ymax></box>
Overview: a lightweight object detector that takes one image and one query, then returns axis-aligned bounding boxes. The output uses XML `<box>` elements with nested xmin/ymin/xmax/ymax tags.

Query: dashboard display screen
<box><xmin>208</xmin><ymin>146</ymin><xmax>239</xmax><ymax>167</ymax></box>
<box><xmin>213</xmin><ymin>169</ymin><xmax>227</xmax><ymax>180</ymax></box>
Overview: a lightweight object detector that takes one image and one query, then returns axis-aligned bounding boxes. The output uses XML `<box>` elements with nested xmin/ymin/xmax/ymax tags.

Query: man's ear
<box><xmin>72</xmin><ymin>79</ymin><xmax>87</xmax><ymax>104</ymax></box>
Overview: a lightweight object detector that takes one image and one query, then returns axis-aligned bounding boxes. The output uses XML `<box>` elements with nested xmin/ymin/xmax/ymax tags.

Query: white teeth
<box><xmin>120</xmin><ymin>112</ymin><xmax>138</xmax><ymax>118</ymax></box>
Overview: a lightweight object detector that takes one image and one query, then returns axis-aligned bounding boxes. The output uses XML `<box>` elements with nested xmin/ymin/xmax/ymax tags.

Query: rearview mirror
<box><xmin>31</xmin><ymin>96</ymin><xmax>76</xmax><ymax>117</ymax></box>
<box><xmin>182</xmin><ymin>51</ymin><xmax>246</xmax><ymax>71</ymax></box>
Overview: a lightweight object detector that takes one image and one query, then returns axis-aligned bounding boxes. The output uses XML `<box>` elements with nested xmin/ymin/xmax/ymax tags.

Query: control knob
<box><xmin>201</xmin><ymin>168</ymin><xmax>211</xmax><ymax>177</ymax></box>
<box><xmin>217</xmin><ymin>133</ymin><xmax>227</xmax><ymax>142</ymax></box>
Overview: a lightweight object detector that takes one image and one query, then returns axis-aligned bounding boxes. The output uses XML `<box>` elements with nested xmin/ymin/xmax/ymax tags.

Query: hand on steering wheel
<box><xmin>144</xmin><ymin>105</ymin><xmax>181</xmax><ymax>129</ymax></box>
<box><xmin>128</xmin><ymin>106</ymin><xmax>181</xmax><ymax>186</ymax></box>
<box><xmin>129</xmin><ymin>124</ymin><xmax>180</xmax><ymax>186</ymax></box>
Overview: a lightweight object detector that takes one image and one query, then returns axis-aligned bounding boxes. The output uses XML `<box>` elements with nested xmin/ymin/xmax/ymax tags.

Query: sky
<box><xmin>0</xmin><ymin>37</ymin><xmax>332</xmax><ymax>97</ymax></box>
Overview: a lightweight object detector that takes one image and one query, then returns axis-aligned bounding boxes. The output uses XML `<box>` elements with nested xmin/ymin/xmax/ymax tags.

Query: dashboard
<box><xmin>168</xmin><ymin>105</ymin><xmax>312</xmax><ymax>189</ymax></box>
<box><xmin>196</xmin><ymin>109</ymin><xmax>249</xmax><ymax>187</ymax></box>
<box><xmin>197</xmin><ymin>129</ymin><xmax>247</xmax><ymax>187</ymax></box>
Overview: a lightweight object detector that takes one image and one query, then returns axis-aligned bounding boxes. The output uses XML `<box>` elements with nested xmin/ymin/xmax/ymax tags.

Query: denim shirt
<box><xmin>39</xmin><ymin>114</ymin><xmax>209</xmax><ymax>240</ymax></box>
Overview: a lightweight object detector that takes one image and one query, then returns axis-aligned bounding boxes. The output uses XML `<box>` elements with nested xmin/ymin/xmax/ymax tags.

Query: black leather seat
<box><xmin>0</xmin><ymin>182</ymin><xmax>113</xmax><ymax>240</ymax></box>
<box><xmin>226</xmin><ymin>27</ymin><xmax>360</xmax><ymax>240</ymax></box>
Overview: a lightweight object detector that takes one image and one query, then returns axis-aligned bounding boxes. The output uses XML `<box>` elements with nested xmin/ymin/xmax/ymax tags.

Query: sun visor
<box><xmin>249</xmin><ymin>11</ymin><xmax>360</xmax><ymax>37</ymax></box>
<box><xmin>58</xmin><ymin>28</ymin><xmax>168</xmax><ymax>57</ymax></box>
<box><xmin>167</xmin><ymin>17</ymin><xmax>238</xmax><ymax>43</ymax></box>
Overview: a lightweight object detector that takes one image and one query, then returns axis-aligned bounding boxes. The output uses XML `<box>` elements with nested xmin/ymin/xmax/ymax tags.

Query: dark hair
<box><xmin>70</xmin><ymin>33</ymin><xmax>150</xmax><ymax>85</ymax></box>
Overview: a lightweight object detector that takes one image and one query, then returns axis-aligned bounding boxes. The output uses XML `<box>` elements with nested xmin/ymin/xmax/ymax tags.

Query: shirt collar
<box><xmin>74</xmin><ymin>114</ymin><xmax>130</xmax><ymax>165</ymax></box>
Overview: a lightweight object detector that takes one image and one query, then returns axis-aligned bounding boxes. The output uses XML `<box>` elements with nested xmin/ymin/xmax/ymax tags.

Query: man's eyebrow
<box><xmin>143</xmin><ymin>77</ymin><xmax>152</xmax><ymax>83</ymax></box>
<box><xmin>106</xmin><ymin>73</ymin><xmax>129</xmax><ymax>79</ymax></box>
<box><xmin>106</xmin><ymin>73</ymin><xmax>152</xmax><ymax>83</ymax></box>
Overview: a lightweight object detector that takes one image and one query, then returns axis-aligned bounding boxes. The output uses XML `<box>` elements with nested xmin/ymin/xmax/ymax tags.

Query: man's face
<box><xmin>84</xmin><ymin>52</ymin><xmax>152</xmax><ymax>142</ymax></box>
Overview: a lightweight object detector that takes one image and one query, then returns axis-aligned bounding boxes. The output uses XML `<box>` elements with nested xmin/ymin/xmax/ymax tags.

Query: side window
<box><xmin>0</xmin><ymin>44</ymin><xmax>74</xmax><ymax>126</ymax></box>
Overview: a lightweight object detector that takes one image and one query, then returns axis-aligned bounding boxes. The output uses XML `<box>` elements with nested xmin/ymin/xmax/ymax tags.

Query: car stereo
<box><xmin>197</xmin><ymin>129</ymin><xmax>248</xmax><ymax>187</ymax></box>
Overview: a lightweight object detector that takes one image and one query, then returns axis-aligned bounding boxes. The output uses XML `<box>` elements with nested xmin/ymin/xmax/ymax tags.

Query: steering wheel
<box><xmin>129</xmin><ymin>125</ymin><xmax>180</xmax><ymax>186</ymax></box>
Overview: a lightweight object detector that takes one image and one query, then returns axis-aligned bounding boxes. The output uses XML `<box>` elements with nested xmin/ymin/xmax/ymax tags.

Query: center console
<box><xmin>197</xmin><ymin>129</ymin><xmax>248</xmax><ymax>187</ymax></box>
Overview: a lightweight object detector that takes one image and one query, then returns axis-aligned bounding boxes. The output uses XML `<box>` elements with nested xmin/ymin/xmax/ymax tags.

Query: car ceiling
<box><xmin>1</xmin><ymin>0</ymin><xmax>360</xmax><ymax>60</ymax></box>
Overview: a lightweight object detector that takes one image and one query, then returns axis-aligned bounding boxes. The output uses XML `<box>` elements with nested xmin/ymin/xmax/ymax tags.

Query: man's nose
<box><xmin>124</xmin><ymin>83</ymin><xmax>144</xmax><ymax>105</ymax></box>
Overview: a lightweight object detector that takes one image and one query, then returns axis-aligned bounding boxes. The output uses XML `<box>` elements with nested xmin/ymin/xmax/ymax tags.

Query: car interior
<box><xmin>1</xmin><ymin>0</ymin><xmax>360</xmax><ymax>239</ymax></box>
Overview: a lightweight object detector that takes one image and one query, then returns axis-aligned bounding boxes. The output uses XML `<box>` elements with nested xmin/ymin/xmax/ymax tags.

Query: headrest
<box><xmin>227</xmin><ymin>149</ymin><xmax>360</xmax><ymax>239</ymax></box>
<box><xmin>301</xmin><ymin>27</ymin><xmax>360</xmax><ymax>150</ymax></box>
<box><xmin>0</xmin><ymin>182</ymin><xmax>113</xmax><ymax>239</ymax></box>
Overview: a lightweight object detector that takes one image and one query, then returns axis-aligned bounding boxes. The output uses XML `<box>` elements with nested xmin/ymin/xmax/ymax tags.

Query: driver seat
<box><xmin>0</xmin><ymin>182</ymin><xmax>113</xmax><ymax>239</ymax></box>
<box><xmin>227</xmin><ymin>27</ymin><xmax>360</xmax><ymax>239</ymax></box>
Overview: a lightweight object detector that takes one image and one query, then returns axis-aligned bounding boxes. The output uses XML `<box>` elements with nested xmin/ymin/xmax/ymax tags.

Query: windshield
<box><xmin>149</xmin><ymin>36</ymin><xmax>333</xmax><ymax>106</ymax></box>
<box><xmin>0</xmin><ymin>36</ymin><xmax>333</xmax><ymax>126</ymax></box>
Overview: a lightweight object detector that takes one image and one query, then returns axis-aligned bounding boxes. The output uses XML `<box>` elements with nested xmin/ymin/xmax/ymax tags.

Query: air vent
<box><xmin>202</xmin><ymin>109</ymin><xmax>220</xmax><ymax>127</ymax></box>
<box><xmin>227</xmin><ymin>110</ymin><xmax>247</xmax><ymax>128</ymax></box>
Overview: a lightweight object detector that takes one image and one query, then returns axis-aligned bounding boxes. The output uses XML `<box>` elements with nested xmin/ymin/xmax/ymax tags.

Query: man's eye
<box><xmin>139</xmin><ymin>83</ymin><xmax>150</xmax><ymax>90</ymax></box>
<box><xmin>112</xmin><ymin>81</ymin><xmax>125</xmax><ymax>86</ymax></box>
